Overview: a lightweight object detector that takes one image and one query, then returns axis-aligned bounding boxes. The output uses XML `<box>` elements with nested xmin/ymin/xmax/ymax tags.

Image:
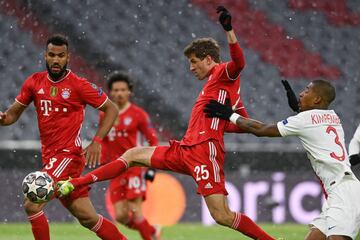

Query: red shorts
<box><xmin>42</xmin><ymin>152</ymin><xmax>89</xmax><ymax>207</ymax></box>
<box><xmin>109</xmin><ymin>167</ymin><xmax>147</xmax><ymax>204</ymax></box>
<box><xmin>151</xmin><ymin>140</ymin><xmax>227</xmax><ymax>196</ymax></box>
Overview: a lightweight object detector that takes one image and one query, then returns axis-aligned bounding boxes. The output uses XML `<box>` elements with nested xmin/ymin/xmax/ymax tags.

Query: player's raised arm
<box><xmin>217</xmin><ymin>6</ymin><xmax>245</xmax><ymax>79</ymax></box>
<box><xmin>349</xmin><ymin>124</ymin><xmax>360</xmax><ymax>166</ymax></box>
<box><xmin>83</xmin><ymin>99</ymin><xmax>118</xmax><ymax>168</ymax></box>
<box><xmin>204</xmin><ymin>100</ymin><xmax>281</xmax><ymax>137</ymax></box>
<box><xmin>0</xmin><ymin>101</ymin><xmax>27</xmax><ymax>126</ymax></box>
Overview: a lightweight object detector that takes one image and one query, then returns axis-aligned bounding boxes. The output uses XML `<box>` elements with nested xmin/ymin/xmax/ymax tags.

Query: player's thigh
<box><xmin>127</xmin><ymin>197</ymin><xmax>143</xmax><ymax>218</ymax></box>
<box><xmin>123</xmin><ymin>146</ymin><xmax>156</xmax><ymax>167</ymax></box>
<box><xmin>305</xmin><ymin>227</ymin><xmax>326</xmax><ymax>240</ymax></box>
<box><xmin>327</xmin><ymin>236</ymin><xmax>351</xmax><ymax>240</ymax></box>
<box><xmin>23</xmin><ymin>198</ymin><xmax>47</xmax><ymax>215</ymax></box>
<box><xmin>66</xmin><ymin>197</ymin><xmax>98</xmax><ymax>227</ymax></box>
<box><xmin>204</xmin><ymin>193</ymin><xmax>234</xmax><ymax>226</ymax></box>
<box><xmin>113</xmin><ymin>200</ymin><xmax>130</xmax><ymax>222</ymax></box>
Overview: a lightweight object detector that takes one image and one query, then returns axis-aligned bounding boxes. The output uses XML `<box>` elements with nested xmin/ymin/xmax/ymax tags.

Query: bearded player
<box><xmin>0</xmin><ymin>35</ymin><xmax>127</xmax><ymax>240</ymax></box>
<box><xmin>100</xmin><ymin>71</ymin><xmax>160</xmax><ymax>240</ymax></box>
<box><xmin>58</xmin><ymin>6</ymin><xmax>275</xmax><ymax>240</ymax></box>
<box><xmin>204</xmin><ymin>80</ymin><xmax>360</xmax><ymax>240</ymax></box>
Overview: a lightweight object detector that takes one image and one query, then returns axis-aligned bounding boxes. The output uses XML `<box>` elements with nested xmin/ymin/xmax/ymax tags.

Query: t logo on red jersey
<box><xmin>40</xmin><ymin>100</ymin><xmax>52</xmax><ymax>116</ymax></box>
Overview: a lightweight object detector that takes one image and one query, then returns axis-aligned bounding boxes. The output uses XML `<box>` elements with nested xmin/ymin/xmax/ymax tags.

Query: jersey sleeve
<box><xmin>277</xmin><ymin>114</ymin><xmax>304</xmax><ymax>137</ymax></box>
<box><xmin>77</xmin><ymin>78</ymin><xmax>108</xmax><ymax>109</ymax></box>
<box><xmin>15</xmin><ymin>76</ymin><xmax>34</xmax><ymax>106</ymax></box>
<box><xmin>138</xmin><ymin>110</ymin><xmax>158</xmax><ymax>146</ymax></box>
<box><xmin>349</xmin><ymin>124</ymin><xmax>360</xmax><ymax>155</ymax></box>
<box><xmin>225</xmin><ymin>43</ymin><xmax>245</xmax><ymax>81</ymax></box>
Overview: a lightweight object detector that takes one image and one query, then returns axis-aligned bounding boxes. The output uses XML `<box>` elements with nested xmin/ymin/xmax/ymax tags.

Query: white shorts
<box><xmin>310</xmin><ymin>174</ymin><xmax>360</xmax><ymax>239</ymax></box>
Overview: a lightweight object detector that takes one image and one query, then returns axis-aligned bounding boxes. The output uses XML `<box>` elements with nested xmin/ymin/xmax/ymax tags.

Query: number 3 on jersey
<box><xmin>326</xmin><ymin>126</ymin><xmax>345</xmax><ymax>161</ymax></box>
<box><xmin>194</xmin><ymin>165</ymin><xmax>209</xmax><ymax>181</ymax></box>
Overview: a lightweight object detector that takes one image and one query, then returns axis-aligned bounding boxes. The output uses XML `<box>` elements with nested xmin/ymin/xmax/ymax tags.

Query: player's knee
<box><xmin>77</xmin><ymin>214</ymin><xmax>99</xmax><ymax>229</ymax></box>
<box><xmin>210</xmin><ymin>208</ymin><xmax>234</xmax><ymax>227</ymax></box>
<box><xmin>115</xmin><ymin>212</ymin><xmax>128</xmax><ymax>224</ymax></box>
<box><xmin>123</xmin><ymin>147</ymin><xmax>150</xmax><ymax>167</ymax></box>
<box><xmin>23</xmin><ymin>200</ymin><xmax>43</xmax><ymax>216</ymax></box>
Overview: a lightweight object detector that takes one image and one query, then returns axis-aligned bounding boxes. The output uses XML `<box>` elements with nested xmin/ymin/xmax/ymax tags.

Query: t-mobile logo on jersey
<box><xmin>40</xmin><ymin>100</ymin><xmax>68</xmax><ymax>116</ymax></box>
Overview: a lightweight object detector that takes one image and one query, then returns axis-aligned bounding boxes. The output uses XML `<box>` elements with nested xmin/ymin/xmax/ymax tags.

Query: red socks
<box><xmin>126</xmin><ymin>217</ymin><xmax>156</xmax><ymax>240</ymax></box>
<box><xmin>91</xmin><ymin>215</ymin><xmax>127</xmax><ymax>240</ymax></box>
<box><xmin>231</xmin><ymin>213</ymin><xmax>275</xmax><ymax>240</ymax></box>
<box><xmin>72</xmin><ymin>158</ymin><xmax>128</xmax><ymax>188</ymax></box>
<box><xmin>28</xmin><ymin>211</ymin><xmax>50</xmax><ymax>240</ymax></box>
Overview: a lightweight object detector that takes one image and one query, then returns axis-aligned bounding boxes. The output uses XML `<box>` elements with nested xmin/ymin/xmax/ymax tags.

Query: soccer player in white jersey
<box><xmin>349</xmin><ymin>124</ymin><xmax>360</xmax><ymax>166</ymax></box>
<box><xmin>204</xmin><ymin>79</ymin><xmax>360</xmax><ymax>240</ymax></box>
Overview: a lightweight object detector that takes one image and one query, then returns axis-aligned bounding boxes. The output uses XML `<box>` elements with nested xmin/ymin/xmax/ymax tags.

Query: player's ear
<box><xmin>206</xmin><ymin>55</ymin><xmax>213</xmax><ymax>65</ymax></box>
<box><xmin>313</xmin><ymin>95</ymin><xmax>322</xmax><ymax>105</ymax></box>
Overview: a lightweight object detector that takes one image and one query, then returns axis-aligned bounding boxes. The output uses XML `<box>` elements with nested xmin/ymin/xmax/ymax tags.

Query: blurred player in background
<box><xmin>0</xmin><ymin>35</ymin><xmax>126</xmax><ymax>240</ymax></box>
<box><xmin>348</xmin><ymin>124</ymin><xmax>360</xmax><ymax>166</ymax></box>
<box><xmin>205</xmin><ymin>80</ymin><xmax>360</xmax><ymax>240</ymax></box>
<box><xmin>101</xmin><ymin>71</ymin><xmax>160</xmax><ymax>240</ymax></box>
<box><xmin>58</xmin><ymin>6</ymin><xmax>275</xmax><ymax>240</ymax></box>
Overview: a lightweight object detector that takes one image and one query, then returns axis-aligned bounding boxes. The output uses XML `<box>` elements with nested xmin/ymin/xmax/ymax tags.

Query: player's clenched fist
<box><xmin>217</xmin><ymin>6</ymin><xmax>232</xmax><ymax>31</ymax></box>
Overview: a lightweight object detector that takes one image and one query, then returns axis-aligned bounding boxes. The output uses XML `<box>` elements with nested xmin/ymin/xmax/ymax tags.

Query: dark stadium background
<box><xmin>1</xmin><ymin>0</ymin><xmax>360</xmax><ymax>226</ymax></box>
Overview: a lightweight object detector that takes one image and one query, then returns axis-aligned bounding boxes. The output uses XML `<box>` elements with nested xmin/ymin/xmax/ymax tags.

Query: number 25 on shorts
<box><xmin>194</xmin><ymin>165</ymin><xmax>209</xmax><ymax>181</ymax></box>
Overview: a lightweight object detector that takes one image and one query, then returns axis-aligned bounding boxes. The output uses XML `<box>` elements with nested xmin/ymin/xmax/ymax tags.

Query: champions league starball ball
<box><xmin>22</xmin><ymin>171</ymin><xmax>55</xmax><ymax>203</ymax></box>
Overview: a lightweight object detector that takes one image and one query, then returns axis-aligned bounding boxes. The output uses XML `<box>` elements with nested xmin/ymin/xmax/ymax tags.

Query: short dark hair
<box><xmin>183</xmin><ymin>38</ymin><xmax>220</xmax><ymax>63</ymax></box>
<box><xmin>46</xmin><ymin>34</ymin><xmax>69</xmax><ymax>49</ymax></box>
<box><xmin>311</xmin><ymin>79</ymin><xmax>336</xmax><ymax>104</ymax></box>
<box><xmin>107</xmin><ymin>71</ymin><xmax>134</xmax><ymax>91</ymax></box>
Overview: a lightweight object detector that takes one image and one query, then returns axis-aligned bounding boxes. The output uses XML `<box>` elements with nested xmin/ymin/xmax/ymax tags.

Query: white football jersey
<box><xmin>349</xmin><ymin>124</ymin><xmax>360</xmax><ymax>156</ymax></box>
<box><xmin>277</xmin><ymin>109</ymin><xmax>352</xmax><ymax>192</ymax></box>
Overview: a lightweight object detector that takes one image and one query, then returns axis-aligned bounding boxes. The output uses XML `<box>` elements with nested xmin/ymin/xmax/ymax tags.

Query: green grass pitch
<box><xmin>0</xmin><ymin>223</ymin><xmax>359</xmax><ymax>239</ymax></box>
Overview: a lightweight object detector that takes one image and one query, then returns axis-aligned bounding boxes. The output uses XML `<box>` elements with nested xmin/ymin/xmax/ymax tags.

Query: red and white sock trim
<box><xmin>231</xmin><ymin>212</ymin><xmax>242</xmax><ymax>229</ymax></box>
<box><xmin>91</xmin><ymin>215</ymin><xmax>104</xmax><ymax>232</ymax></box>
<box><xmin>117</xmin><ymin>157</ymin><xmax>129</xmax><ymax>170</ymax></box>
<box><xmin>28</xmin><ymin>211</ymin><xmax>45</xmax><ymax>221</ymax></box>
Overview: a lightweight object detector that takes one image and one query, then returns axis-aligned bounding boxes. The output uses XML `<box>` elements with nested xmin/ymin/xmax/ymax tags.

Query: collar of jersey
<box><xmin>47</xmin><ymin>69</ymin><xmax>71</xmax><ymax>83</ymax></box>
<box><xmin>118</xmin><ymin>103</ymin><xmax>132</xmax><ymax>115</ymax></box>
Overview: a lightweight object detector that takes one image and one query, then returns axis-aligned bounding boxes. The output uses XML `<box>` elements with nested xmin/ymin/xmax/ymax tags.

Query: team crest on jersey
<box><xmin>124</xmin><ymin>117</ymin><xmax>132</xmax><ymax>126</ymax></box>
<box><xmin>61</xmin><ymin>88</ymin><xmax>71</xmax><ymax>99</ymax></box>
<box><xmin>50</xmin><ymin>86</ymin><xmax>58</xmax><ymax>97</ymax></box>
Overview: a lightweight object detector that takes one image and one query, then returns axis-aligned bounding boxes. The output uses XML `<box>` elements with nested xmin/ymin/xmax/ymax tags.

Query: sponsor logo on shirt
<box><xmin>37</xmin><ymin>88</ymin><xmax>45</xmax><ymax>94</ymax></box>
<box><xmin>282</xmin><ymin>119</ymin><xmax>288</xmax><ymax>125</ymax></box>
<box><xmin>61</xmin><ymin>88</ymin><xmax>71</xmax><ymax>99</ymax></box>
<box><xmin>50</xmin><ymin>86</ymin><xmax>58</xmax><ymax>97</ymax></box>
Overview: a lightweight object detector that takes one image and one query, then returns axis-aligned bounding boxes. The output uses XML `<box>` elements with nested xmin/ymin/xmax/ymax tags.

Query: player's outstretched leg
<box><xmin>66</xmin><ymin>197</ymin><xmax>127</xmax><ymax>240</ymax></box>
<box><xmin>57</xmin><ymin>147</ymin><xmax>156</xmax><ymax>197</ymax></box>
<box><xmin>205</xmin><ymin>194</ymin><xmax>275</xmax><ymax>240</ymax></box>
<box><xmin>24</xmin><ymin>200</ymin><xmax>50</xmax><ymax>240</ymax></box>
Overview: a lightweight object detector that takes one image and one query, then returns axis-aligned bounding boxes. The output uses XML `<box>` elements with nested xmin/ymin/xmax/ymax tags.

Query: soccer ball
<box><xmin>22</xmin><ymin>171</ymin><xmax>54</xmax><ymax>203</ymax></box>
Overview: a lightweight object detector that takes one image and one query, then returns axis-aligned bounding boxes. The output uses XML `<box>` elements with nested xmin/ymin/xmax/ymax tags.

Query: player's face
<box><xmin>110</xmin><ymin>81</ymin><xmax>131</xmax><ymax>106</ymax></box>
<box><xmin>45</xmin><ymin>43</ymin><xmax>69</xmax><ymax>80</ymax></box>
<box><xmin>188</xmin><ymin>54</ymin><xmax>212</xmax><ymax>80</ymax></box>
<box><xmin>298</xmin><ymin>83</ymin><xmax>317</xmax><ymax>112</ymax></box>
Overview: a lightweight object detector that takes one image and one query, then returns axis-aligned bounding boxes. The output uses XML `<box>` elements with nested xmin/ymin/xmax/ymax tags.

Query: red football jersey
<box><xmin>100</xmin><ymin>104</ymin><xmax>158</xmax><ymax>164</ymax></box>
<box><xmin>16</xmin><ymin>70</ymin><xmax>108</xmax><ymax>164</ymax></box>
<box><xmin>180</xmin><ymin>62</ymin><xmax>247</xmax><ymax>150</ymax></box>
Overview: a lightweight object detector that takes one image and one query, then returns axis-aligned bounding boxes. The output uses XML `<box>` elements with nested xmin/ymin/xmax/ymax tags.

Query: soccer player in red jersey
<box><xmin>100</xmin><ymin>71</ymin><xmax>160</xmax><ymax>240</ymax></box>
<box><xmin>58</xmin><ymin>7</ymin><xmax>275</xmax><ymax>240</ymax></box>
<box><xmin>0</xmin><ymin>35</ymin><xmax>126</xmax><ymax>240</ymax></box>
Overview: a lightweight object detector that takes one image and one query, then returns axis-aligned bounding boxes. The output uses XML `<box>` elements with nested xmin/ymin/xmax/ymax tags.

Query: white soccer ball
<box><xmin>22</xmin><ymin>171</ymin><xmax>54</xmax><ymax>203</ymax></box>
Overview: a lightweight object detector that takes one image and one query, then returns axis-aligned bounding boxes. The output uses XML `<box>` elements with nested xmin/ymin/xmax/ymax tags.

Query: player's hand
<box><xmin>350</xmin><ymin>154</ymin><xmax>360</xmax><ymax>166</ymax></box>
<box><xmin>204</xmin><ymin>99</ymin><xmax>233</xmax><ymax>120</ymax></box>
<box><xmin>83</xmin><ymin>141</ymin><xmax>101</xmax><ymax>168</ymax></box>
<box><xmin>217</xmin><ymin>6</ymin><xmax>232</xmax><ymax>31</ymax></box>
<box><xmin>281</xmin><ymin>80</ymin><xmax>300</xmax><ymax>113</ymax></box>
<box><xmin>144</xmin><ymin>168</ymin><xmax>156</xmax><ymax>182</ymax></box>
